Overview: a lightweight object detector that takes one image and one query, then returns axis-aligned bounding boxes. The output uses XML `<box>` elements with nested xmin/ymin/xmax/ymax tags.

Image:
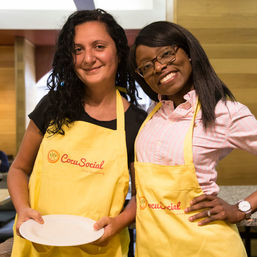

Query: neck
<box><xmin>83</xmin><ymin>86</ymin><xmax>119</xmax><ymax>121</ymax></box>
<box><xmin>85</xmin><ymin>85</ymin><xmax>116</xmax><ymax>106</ymax></box>
<box><xmin>167</xmin><ymin>84</ymin><xmax>194</xmax><ymax>108</ymax></box>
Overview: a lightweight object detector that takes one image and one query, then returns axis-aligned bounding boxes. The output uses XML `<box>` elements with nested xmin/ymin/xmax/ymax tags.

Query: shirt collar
<box><xmin>158</xmin><ymin>89</ymin><xmax>197</xmax><ymax>110</ymax></box>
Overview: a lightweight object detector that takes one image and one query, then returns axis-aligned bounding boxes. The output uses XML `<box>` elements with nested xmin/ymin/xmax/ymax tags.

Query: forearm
<box><xmin>7</xmin><ymin>167</ymin><xmax>30</xmax><ymax>213</ymax></box>
<box><xmin>115</xmin><ymin>196</ymin><xmax>136</xmax><ymax>232</ymax></box>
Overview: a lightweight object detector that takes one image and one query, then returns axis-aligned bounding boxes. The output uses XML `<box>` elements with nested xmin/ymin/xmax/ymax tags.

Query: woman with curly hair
<box><xmin>8</xmin><ymin>9</ymin><xmax>146</xmax><ymax>257</ymax></box>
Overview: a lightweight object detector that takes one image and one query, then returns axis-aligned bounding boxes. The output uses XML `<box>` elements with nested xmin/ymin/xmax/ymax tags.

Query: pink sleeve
<box><xmin>226</xmin><ymin>102</ymin><xmax>257</xmax><ymax>154</ymax></box>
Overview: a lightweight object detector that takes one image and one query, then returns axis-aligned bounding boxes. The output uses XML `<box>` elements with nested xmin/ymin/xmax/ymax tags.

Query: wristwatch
<box><xmin>237</xmin><ymin>200</ymin><xmax>252</xmax><ymax>219</ymax></box>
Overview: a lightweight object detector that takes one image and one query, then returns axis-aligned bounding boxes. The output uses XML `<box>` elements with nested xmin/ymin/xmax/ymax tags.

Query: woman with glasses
<box><xmin>129</xmin><ymin>21</ymin><xmax>257</xmax><ymax>257</ymax></box>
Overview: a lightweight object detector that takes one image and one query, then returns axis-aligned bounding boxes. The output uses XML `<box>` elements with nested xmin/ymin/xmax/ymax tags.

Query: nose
<box><xmin>83</xmin><ymin>49</ymin><xmax>96</xmax><ymax>64</ymax></box>
<box><xmin>154</xmin><ymin>60</ymin><xmax>166</xmax><ymax>73</ymax></box>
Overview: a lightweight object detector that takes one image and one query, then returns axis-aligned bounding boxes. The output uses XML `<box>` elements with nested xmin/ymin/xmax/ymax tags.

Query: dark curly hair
<box><xmin>129</xmin><ymin>21</ymin><xmax>235</xmax><ymax>128</ymax></box>
<box><xmin>45</xmin><ymin>9</ymin><xmax>137</xmax><ymax>135</ymax></box>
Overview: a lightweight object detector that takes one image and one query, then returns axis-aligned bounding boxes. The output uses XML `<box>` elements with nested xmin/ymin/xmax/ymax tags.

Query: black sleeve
<box><xmin>125</xmin><ymin>105</ymin><xmax>147</xmax><ymax>165</ymax></box>
<box><xmin>28</xmin><ymin>94</ymin><xmax>50</xmax><ymax>134</ymax></box>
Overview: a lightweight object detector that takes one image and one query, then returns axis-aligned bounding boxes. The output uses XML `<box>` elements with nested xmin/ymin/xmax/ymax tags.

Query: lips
<box><xmin>159</xmin><ymin>71</ymin><xmax>176</xmax><ymax>85</ymax></box>
<box><xmin>84</xmin><ymin>65</ymin><xmax>102</xmax><ymax>72</ymax></box>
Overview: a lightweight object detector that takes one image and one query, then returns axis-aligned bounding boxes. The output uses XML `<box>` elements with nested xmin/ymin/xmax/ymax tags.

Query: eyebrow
<box><xmin>74</xmin><ymin>40</ymin><xmax>110</xmax><ymax>45</ymax></box>
<box><xmin>138</xmin><ymin>47</ymin><xmax>172</xmax><ymax>63</ymax></box>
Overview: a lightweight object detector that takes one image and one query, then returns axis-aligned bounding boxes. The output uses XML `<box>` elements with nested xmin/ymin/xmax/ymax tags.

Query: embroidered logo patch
<box><xmin>47</xmin><ymin>150</ymin><xmax>60</xmax><ymax>163</ymax></box>
<box><xmin>148</xmin><ymin>201</ymin><xmax>181</xmax><ymax>211</ymax></box>
<box><xmin>139</xmin><ymin>196</ymin><xmax>148</xmax><ymax>210</ymax></box>
<box><xmin>60</xmin><ymin>154</ymin><xmax>104</xmax><ymax>169</ymax></box>
<box><xmin>47</xmin><ymin>150</ymin><xmax>105</xmax><ymax>173</ymax></box>
<box><xmin>139</xmin><ymin>196</ymin><xmax>182</xmax><ymax>212</ymax></box>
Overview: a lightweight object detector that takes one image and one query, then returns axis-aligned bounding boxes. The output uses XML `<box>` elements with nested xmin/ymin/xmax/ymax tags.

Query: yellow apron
<box><xmin>135</xmin><ymin>101</ymin><xmax>247</xmax><ymax>257</ymax></box>
<box><xmin>11</xmin><ymin>90</ymin><xmax>130</xmax><ymax>257</ymax></box>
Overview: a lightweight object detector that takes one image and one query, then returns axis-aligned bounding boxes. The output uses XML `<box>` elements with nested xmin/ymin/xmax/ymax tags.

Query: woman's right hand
<box><xmin>16</xmin><ymin>207</ymin><xmax>44</xmax><ymax>236</ymax></box>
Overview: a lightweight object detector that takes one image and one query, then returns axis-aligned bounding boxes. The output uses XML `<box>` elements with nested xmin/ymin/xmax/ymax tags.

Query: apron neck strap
<box><xmin>183</xmin><ymin>99</ymin><xmax>200</xmax><ymax>164</ymax></box>
<box><xmin>116</xmin><ymin>89</ymin><xmax>125</xmax><ymax>131</ymax></box>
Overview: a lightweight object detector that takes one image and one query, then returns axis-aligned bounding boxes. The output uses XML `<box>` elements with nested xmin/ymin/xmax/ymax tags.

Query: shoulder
<box><xmin>215</xmin><ymin>100</ymin><xmax>255</xmax><ymax>122</ymax></box>
<box><xmin>125</xmin><ymin>104</ymin><xmax>147</xmax><ymax>136</ymax></box>
<box><xmin>124</xmin><ymin>104</ymin><xmax>147</xmax><ymax>163</ymax></box>
<box><xmin>28</xmin><ymin>94</ymin><xmax>50</xmax><ymax>134</ymax></box>
<box><xmin>216</xmin><ymin>100</ymin><xmax>253</xmax><ymax>116</ymax></box>
<box><xmin>126</xmin><ymin>104</ymin><xmax>147</xmax><ymax>124</ymax></box>
<box><xmin>29</xmin><ymin>94</ymin><xmax>50</xmax><ymax>119</ymax></box>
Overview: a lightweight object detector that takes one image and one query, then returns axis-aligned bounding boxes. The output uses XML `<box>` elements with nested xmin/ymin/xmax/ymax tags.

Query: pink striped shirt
<box><xmin>136</xmin><ymin>90</ymin><xmax>257</xmax><ymax>194</ymax></box>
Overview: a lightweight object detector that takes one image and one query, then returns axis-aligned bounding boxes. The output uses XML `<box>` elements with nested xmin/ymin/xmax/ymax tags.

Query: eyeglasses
<box><xmin>135</xmin><ymin>46</ymin><xmax>179</xmax><ymax>78</ymax></box>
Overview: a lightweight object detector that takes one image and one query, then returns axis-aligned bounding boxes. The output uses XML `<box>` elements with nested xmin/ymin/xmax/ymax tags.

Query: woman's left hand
<box><xmin>93</xmin><ymin>216</ymin><xmax>118</xmax><ymax>246</ymax></box>
<box><xmin>184</xmin><ymin>193</ymin><xmax>245</xmax><ymax>225</ymax></box>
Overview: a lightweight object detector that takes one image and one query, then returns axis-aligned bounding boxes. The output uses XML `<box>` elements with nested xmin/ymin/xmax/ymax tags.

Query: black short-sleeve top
<box><xmin>29</xmin><ymin>94</ymin><xmax>147</xmax><ymax>166</ymax></box>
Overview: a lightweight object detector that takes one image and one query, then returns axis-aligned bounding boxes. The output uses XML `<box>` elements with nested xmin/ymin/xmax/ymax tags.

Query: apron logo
<box><xmin>47</xmin><ymin>150</ymin><xmax>60</xmax><ymax>163</ymax></box>
<box><xmin>148</xmin><ymin>201</ymin><xmax>181</xmax><ymax>211</ymax></box>
<box><xmin>61</xmin><ymin>154</ymin><xmax>105</xmax><ymax>170</ymax></box>
<box><xmin>139</xmin><ymin>196</ymin><xmax>148</xmax><ymax>210</ymax></box>
<box><xmin>139</xmin><ymin>196</ymin><xmax>182</xmax><ymax>212</ymax></box>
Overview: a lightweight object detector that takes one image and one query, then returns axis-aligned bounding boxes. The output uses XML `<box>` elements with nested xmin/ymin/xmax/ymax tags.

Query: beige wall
<box><xmin>173</xmin><ymin>0</ymin><xmax>257</xmax><ymax>184</ymax></box>
<box><xmin>0</xmin><ymin>46</ymin><xmax>16</xmax><ymax>155</ymax></box>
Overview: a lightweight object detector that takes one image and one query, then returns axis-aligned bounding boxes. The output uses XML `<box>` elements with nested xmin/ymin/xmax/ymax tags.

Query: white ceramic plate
<box><xmin>19</xmin><ymin>214</ymin><xmax>104</xmax><ymax>246</ymax></box>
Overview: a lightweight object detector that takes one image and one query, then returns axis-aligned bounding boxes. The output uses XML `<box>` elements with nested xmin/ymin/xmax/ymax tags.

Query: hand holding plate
<box><xmin>16</xmin><ymin>207</ymin><xmax>44</xmax><ymax>236</ymax></box>
<box><xmin>93</xmin><ymin>216</ymin><xmax>119</xmax><ymax>245</ymax></box>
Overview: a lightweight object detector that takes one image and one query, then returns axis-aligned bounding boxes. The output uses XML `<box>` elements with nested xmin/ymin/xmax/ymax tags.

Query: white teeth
<box><xmin>160</xmin><ymin>72</ymin><xmax>175</xmax><ymax>83</ymax></box>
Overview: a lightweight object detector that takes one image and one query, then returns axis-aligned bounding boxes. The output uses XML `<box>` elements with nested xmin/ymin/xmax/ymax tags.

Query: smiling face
<box><xmin>73</xmin><ymin>21</ymin><xmax>118</xmax><ymax>90</ymax></box>
<box><xmin>135</xmin><ymin>45</ymin><xmax>193</xmax><ymax>105</ymax></box>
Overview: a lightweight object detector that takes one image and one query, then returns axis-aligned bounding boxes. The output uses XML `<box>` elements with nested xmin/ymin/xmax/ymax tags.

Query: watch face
<box><xmin>239</xmin><ymin>201</ymin><xmax>251</xmax><ymax>212</ymax></box>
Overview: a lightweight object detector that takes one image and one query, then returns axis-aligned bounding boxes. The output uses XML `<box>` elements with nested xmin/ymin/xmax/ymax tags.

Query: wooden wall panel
<box><xmin>174</xmin><ymin>0</ymin><xmax>257</xmax><ymax>185</ymax></box>
<box><xmin>189</xmin><ymin>29</ymin><xmax>257</xmax><ymax>44</ymax></box>
<box><xmin>211</xmin><ymin>59</ymin><xmax>257</xmax><ymax>74</ymax></box>
<box><xmin>219</xmin><ymin>74</ymin><xmax>257</xmax><ymax>88</ymax></box>
<box><xmin>202</xmin><ymin>44</ymin><xmax>257</xmax><ymax>58</ymax></box>
<box><xmin>0</xmin><ymin>46</ymin><xmax>16</xmax><ymax>155</ymax></box>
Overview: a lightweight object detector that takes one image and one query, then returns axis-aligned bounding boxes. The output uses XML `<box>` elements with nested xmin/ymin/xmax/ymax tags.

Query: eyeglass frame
<box><xmin>135</xmin><ymin>46</ymin><xmax>179</xmax><ymax>78</ymax></box>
